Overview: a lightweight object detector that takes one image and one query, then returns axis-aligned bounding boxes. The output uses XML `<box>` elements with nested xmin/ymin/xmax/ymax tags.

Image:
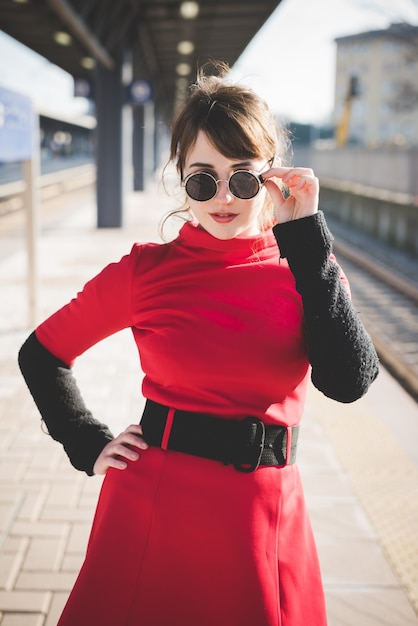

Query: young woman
<box><xmin>19</xmin><ymin>64</ymin><xmax>379</xmax><ymax>626</ymax></box>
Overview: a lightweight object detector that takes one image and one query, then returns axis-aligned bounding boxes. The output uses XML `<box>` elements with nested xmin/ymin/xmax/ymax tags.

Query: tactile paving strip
<box><xmin>311</xmin><ymin>387</ymin><xmax>418</xmax><ymax>614</ymax></box>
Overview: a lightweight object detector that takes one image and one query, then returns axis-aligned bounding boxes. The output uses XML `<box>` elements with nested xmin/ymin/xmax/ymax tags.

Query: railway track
<box><xmin>329</xmin><ymin>222</ymin><xmax>418</xmax><ymax>402</ymax></box>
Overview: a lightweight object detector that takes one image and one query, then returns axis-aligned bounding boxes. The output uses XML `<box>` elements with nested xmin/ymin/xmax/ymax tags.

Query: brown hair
<box><xmin>163</xmin><ymin>62</ymin><xmax>290</xmax><ymax>233</ymax></box>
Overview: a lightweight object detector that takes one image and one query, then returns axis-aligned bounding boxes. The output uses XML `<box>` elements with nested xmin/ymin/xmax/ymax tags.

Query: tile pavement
<box><xmin>0</xmin><ymin>182</ymin><xmax>417</xmax><ymax>624</ymax></box>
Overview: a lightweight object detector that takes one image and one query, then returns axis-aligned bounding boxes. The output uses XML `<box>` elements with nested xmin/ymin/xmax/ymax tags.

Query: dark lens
<box><xmin>229</xmin><ymin>171</ymin><xmax>260</xmax><ymax>199</ymax></box>
<box><xmin>185</xmin><ymin>173</ymin><xmax>217</xmax><ymax>201</ymax></box>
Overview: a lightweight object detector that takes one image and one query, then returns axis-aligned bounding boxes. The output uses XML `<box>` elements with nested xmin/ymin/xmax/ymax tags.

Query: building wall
<box><xmin>319</xmin><ymin>185</ymin><xmax>418</xmax><ymax>259</ymax></box>
<box><xmin>334</xmin><ymin>25</ymin><xmax>418</xmax><ymax>148</ymax></box>
<box><xmin>292</xmin><ymin>145</ymin><xmax>418</xmax><ymax>198</ymax></box>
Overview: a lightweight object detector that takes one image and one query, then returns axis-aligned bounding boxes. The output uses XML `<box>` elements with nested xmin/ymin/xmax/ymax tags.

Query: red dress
<box><xmin>36</xmin><ymin>221</ymin><xmax>330</xmax><ymax>625</ymax></box>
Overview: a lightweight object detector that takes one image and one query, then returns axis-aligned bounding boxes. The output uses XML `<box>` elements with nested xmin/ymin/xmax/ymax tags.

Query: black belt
<box><xmin>140</xmin><ymin>399</ymin><xmax>299</xmax><ymax>472</ymax></box>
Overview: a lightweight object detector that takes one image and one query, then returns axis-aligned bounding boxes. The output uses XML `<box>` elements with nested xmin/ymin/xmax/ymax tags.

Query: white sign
<box><xmin>0</xmin><ymin>86</ymin><xmax>35</xmax><ymax>162</ymax></box>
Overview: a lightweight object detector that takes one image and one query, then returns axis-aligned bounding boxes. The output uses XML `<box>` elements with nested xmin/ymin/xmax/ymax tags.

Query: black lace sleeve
<box><xmin>272</xmin><ymin>211</ymin><xmax>379</xmax><ymax>403</ymax></box>
<box><xmin>18</xmin><ymin>332</ymin><xmax>114</xmax><ymax>475</ymax></box>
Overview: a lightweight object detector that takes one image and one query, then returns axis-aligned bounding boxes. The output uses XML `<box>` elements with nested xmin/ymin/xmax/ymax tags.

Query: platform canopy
<box><xmin>0</xmin><ymin>0</ymin><xmax>282</xmax><ymax>121</ymax></box>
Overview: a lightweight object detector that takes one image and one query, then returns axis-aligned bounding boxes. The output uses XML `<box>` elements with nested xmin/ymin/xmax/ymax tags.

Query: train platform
<box><xmin>0</xmin><ymin>181</ymin><xmax>417</xmax><ymax>625</ymax></box>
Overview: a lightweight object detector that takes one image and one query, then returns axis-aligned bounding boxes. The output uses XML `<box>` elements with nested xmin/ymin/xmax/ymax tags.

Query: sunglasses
<box><xmin>183</xmin><ymin>170</ymin><xmax>265</xmax><ymax>202</ymax></box>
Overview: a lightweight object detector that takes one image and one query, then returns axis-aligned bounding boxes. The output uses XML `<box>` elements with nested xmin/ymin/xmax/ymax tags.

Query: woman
<box><xmin>19</xmin><ymin>64</ymin><xmax>379</xmax><ymax>626</ymax></box>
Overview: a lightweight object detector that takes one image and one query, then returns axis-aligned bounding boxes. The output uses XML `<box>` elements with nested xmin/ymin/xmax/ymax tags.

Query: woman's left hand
<box><xmin>262</xmin><ymin>166</ymin><xmax>319</xmax><ymax>223</ymax></box>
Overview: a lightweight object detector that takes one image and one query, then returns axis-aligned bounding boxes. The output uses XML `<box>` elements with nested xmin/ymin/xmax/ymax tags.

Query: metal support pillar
<box><xmin>133</xmin><ymin>102</ymin><xmax>155</xmax><ymax>191</ymax></box>
<box><xmin>95</xmin><ymin>57</ymin><xmax>123</xmax><ymax>227</ymax></box>
<box><xmin>133</xmin><ymin>104</ymin><xmax>145</xmax><ymax>191</ymax></box>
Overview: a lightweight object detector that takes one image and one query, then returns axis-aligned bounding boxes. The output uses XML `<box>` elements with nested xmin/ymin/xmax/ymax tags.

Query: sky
<box><xmin>0</xmin><ymin>0</ymin><xmax>418</xmax><ymax>125</ymax></box>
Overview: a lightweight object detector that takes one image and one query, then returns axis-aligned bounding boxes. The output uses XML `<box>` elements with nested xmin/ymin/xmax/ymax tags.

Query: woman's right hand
<box><xmin>93</xmin><ymin>424</ymin><xmax>149</xmax><ymax>475</ymax></box>
<box><xmin>262</xmin><ymin>166</ymin><xmax>319</xmax><ymax>223</ymax></box>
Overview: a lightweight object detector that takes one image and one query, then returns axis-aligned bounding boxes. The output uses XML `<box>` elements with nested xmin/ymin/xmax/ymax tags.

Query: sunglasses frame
<box><xmin>183</xmin><ymin>169</ymin><xmax>265</xmax><ymax>202</ymax></box>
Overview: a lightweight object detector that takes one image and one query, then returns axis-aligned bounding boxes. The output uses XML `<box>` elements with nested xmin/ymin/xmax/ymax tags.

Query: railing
<box><xmin>0</xmin><ymin>163</ymin><xmax>96</xmax><ymax>215</ymax></box>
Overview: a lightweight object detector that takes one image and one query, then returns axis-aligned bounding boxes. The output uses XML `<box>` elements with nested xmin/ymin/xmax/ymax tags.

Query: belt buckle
<box><xmin>234</xmin><ymin>417</ymin><xmax>266</xmax><ymax>473</ymax></box>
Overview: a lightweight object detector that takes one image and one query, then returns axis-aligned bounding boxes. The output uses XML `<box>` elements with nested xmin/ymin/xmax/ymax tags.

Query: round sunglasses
<box><xmin>183</xmin><ymin>170</ymin><xmax>265</xmax><ymax>202</ymax></box>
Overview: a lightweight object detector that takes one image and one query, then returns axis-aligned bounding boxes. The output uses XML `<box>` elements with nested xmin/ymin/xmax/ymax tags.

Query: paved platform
<box><xmin>0</xmin><ymin>182</ymin><xmax>417</xmax><ymax>625</ymax></box>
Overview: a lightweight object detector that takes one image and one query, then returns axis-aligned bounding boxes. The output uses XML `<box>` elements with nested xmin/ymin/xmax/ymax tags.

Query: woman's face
<box><xmin>183</xmin><ymin>131</ymin><xmax>268</xmax><ymax>240</ymax></box>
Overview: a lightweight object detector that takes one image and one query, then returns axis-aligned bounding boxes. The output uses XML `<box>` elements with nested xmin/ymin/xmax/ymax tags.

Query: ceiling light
<box><xmin>13</xmin><ymin>0</ymin><xmax>30</xmax><ymax>4</ymax></box>
<box><xmin>177</xmin><ymin>40</ymin><xmax>195</xmax><ymax>55</ymax></box>
<box><xmin>179</xmin><ymin>2</ymin><xmax>199</xmax><ymax>19</ymax></box>
<box><xmin>53</xmin><ymin>31</ymin><xmax>72</xmax><ymax>46</ymax></box>
<box><xmin>81</xmin><ymin>56</ymin><xmax>95</xmax><ymax>70</ymax></box>
<box><xmin>176</xmin><ymin>63</ymin><xmax>192</xmax><ymax>77</ymax></box>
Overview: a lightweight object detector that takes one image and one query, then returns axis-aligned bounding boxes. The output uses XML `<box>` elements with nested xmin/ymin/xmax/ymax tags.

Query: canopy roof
<box><xmin>1</xmin><ymin>0</ymin><xmax>282</xmax><ymax>119</ymax></box>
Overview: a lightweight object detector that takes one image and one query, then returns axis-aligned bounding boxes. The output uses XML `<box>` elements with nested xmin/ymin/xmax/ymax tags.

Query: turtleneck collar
<box><xmin>176</xmin><ymin>220</ymin><xmax>278</xmax><ymax>257</ymax></box>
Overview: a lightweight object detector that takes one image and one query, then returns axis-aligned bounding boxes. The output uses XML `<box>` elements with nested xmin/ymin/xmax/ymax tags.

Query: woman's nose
<box><xmin>215</xmin><ymin>179</ymin><xmax>233</xmax><ymax>203</ymax></box>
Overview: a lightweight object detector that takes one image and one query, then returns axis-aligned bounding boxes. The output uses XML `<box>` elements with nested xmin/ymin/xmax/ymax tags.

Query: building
<box><xmin>334</xmin><ymin>23</ymin><xmax>418</xmax><ymax>148</ymax></box>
